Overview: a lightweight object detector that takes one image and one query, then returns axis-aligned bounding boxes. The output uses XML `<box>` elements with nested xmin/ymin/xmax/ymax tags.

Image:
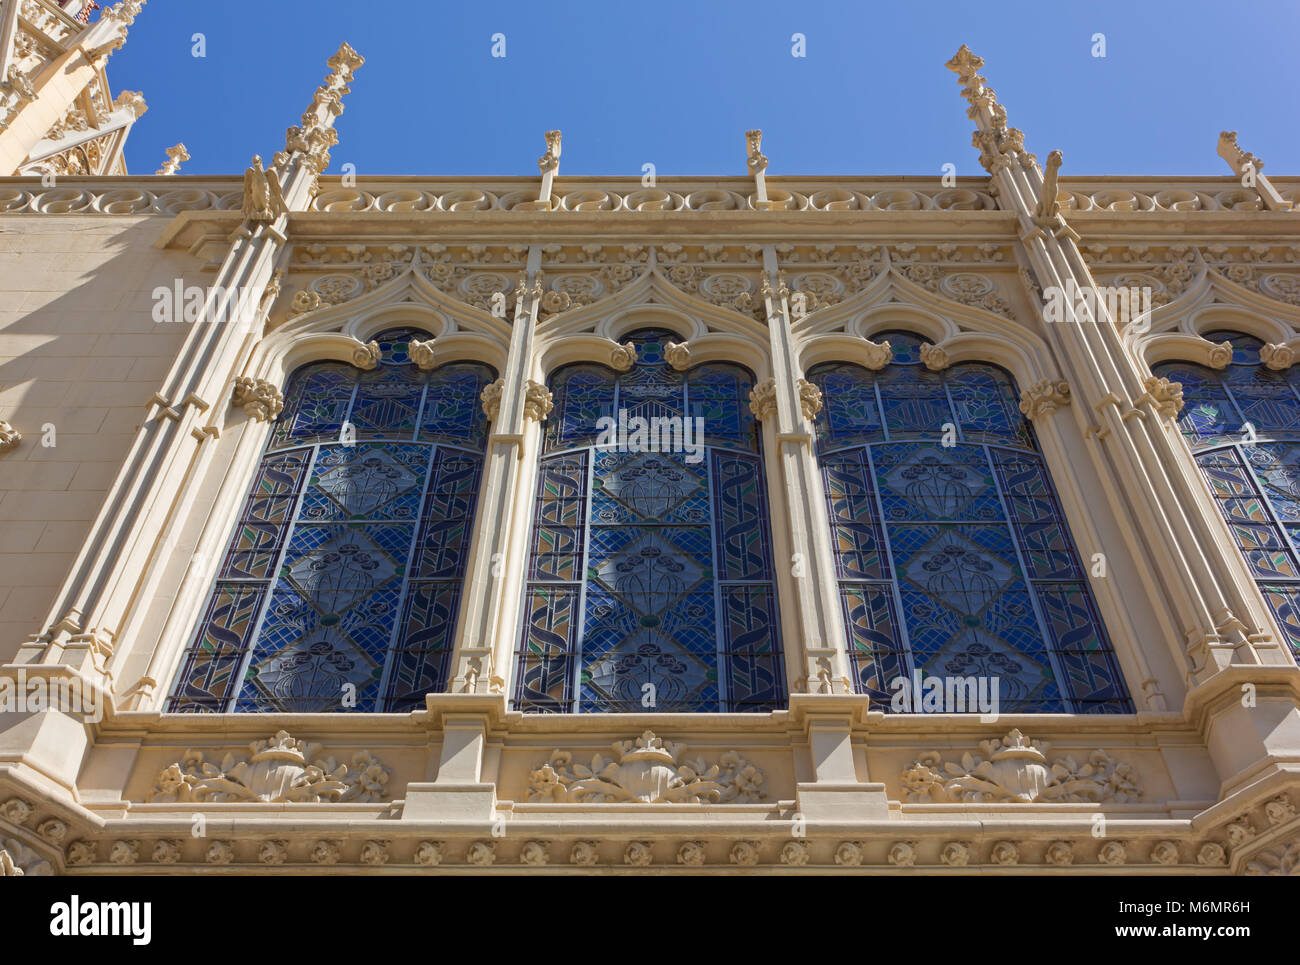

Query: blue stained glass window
<box><xmin>515</xmin><ymin>328</ymin><xmax>784</xmax><ymax>713</ymax></box>
<box><xmin>810</xmin><ymin>331</ymin><xmax>1132</xmax><ymax>714</ymax></box>
<box><xmin>167</xmin><ymin>328</ymin><xmax>496</xmax><ymax>713</ymax></box>
<box><xmin>1154</xmin><ymin>330</ymin><xmax>1300</xmax><ymax>659</ymax></box>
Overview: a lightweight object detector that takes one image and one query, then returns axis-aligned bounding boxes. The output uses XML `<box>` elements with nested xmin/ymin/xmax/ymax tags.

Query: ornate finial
<box><xmin>745</xmin><ymin>129</ymin><xmax>768</xmax><ymax>175</ymax></box>
<box><xmin>538</xmin><ymin>130</ymin><xmax>562</xmax><ymax>174</ymax></box>
<box><xmin>154</xmin><ymin>142</ymin><xmax>189</xmax><ymax>176</ymax></box>
<box><xmin>944</xmin><ymin>45</ymin><xmax>984</xmax><ymax>81</ymax></box>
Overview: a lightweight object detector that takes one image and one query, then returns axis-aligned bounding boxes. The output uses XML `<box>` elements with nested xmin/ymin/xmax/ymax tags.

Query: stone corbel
<box><xmin>918</xmin><ymin>342</ymin><xmax>950</xmax><ymax>372</ymax></box>
<box><xmin>480</xmin><ymin>378</ymin><xmax>504</xmax><ymax>421</ymax></box>
<box><xmin>862</xmin><ymin>338</ymin><xmax>893</xmax><ymax>370</ymax></box>
<box><xmin>609</xmin><ymin>340</ymin><xmax>637</xmax><ymax>372</ymax></box>
<box><xmin>1138</xmin><ymin>375</ymin><xmax>1184</xmax><ymax>421</ymax></box>
<box><xmin>1261</xmin><ymin>342</ymin><xmax>1295</xmax><ymax>371</ymax></box>
<box><xmin>231</xmin><ymin>377</ymin><xmax>283</xmax><ymax>422</ymax></box>
<box><xmin>796</xmin><ymin>378</ymin><xmax>823</xmax><ymax>421</ymax></box>
<box><xmin>664</xmin><ymin>340</ymin><xmax>691</xmax><ymax>371</ymax></box>
<box><xmin>0</xmin><ymin>419</ymin><xmax>21</xmax><ymax>454</ymax></box>
<box><xmin>350</xmin><ymin>338</ymin><xmax>382</xmax><ymax>370</ymax></box>
<box><xmin>1018</xmin><ymin>378</ymin><xmax>1071</xmax><ymax>420</ymax></box>
<box><xmin>409</xmin><ymin>337</ymin><xmax>438</xmax><ymax>370</ymax></box>
<box><xmin>522</xmin><ymin>380</ymin><xmax>553</xmax><ymax>422</ymax></box>
<box><xmin>748</xmin><ymin>378</ymin><xmax>778</xmax><ymax>420</ymax></box>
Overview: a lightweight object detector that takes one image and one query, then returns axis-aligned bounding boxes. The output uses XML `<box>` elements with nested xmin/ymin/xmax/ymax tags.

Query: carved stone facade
<box><xmin>0</xmin><ymin>35</ymin><xmax>1298</xmax><ymax>877</ymax></box>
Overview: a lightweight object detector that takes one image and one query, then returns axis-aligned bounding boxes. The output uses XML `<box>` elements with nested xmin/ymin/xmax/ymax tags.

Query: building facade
<box><xmin>1</xmin><ymin>6</ymin><xmax>1300</xmax><ymax>875</ymax></box>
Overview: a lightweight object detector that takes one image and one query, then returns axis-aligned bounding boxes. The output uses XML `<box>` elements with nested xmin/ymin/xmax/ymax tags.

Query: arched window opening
<box><xmin>513</xmin><ymin>328</ymin><xmax>786</xmax><ymax>713</ymax></box>
<box><xmin>167</xmin><ymin>328</ymin><xmax>496</xmax><ymax>713</ymax></box>
<box><xmin>809</xmin><ymin>331</ymin><xmax>1131</xmax><ymax>714</ymax></box>
<box><xmin>1154</xmin><ymin>330</ymin><xmax>1300</xmax><ymax>659</ymax></box>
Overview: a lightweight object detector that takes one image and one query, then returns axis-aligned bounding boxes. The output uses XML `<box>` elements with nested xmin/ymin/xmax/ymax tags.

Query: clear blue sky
<box><xmin>112</xmin><ymin>0</ymin><xmax>1299</xmax><ymax>179</ymax></box>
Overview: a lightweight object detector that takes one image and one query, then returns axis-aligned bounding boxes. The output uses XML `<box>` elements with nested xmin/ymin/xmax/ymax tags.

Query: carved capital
<box><xmin>409</xmin><ymin>337</ymin><xmax>437</xmax><ymax>371</ymax></box>
<box><xmin>1018</xmin><ymin>379</ymin><xmax>1071</xmax><ymax>420</ymax></box>
<box><xmin>748</xmin><ymin>378</ymin><xmax>778</xmax><ymax>420</ymax></box>
<box><xmin>919</xmin><ymin>342</ymin><xmax>950</xmax><ymax>372</ymax></box>
<box><xmin>1141</xmin><ymin>375</ymin><xmax>1184</xmax><ymax>420</ymax></box>
<box><xmin>664</xmin><ymin>340</ymin><xmax>691</xmax><ymax>371</ymax></box>
<box><xmin>796</xmin><ymin>378</ymin><xmax>823</xmax><ymax>421</ymax></box>
<box><xmin>351</xmin><ymin>339</ymin><xmax>382</xmax><ymax>371</ymax></box>
<box><xmin>610</xmin><ymin>341</ymin><xmax>637</xmax><ymax>372</ymax></box>
<box><xmin>480</xmin><ymin>378</ymin><xmax>505</xmax><ymax>421</ymax></box>
<box><xmin>231</xmin><ymin>377</ymin><xmax>284</xmax><ymax>422</ymax></box>
<box><xmin>1261</xmin><ymin>342</ymin><xmax>1295</xmax><ymax>371</ymax></box>
<box><xmin>523</xmin><ymin>380</ymin><xmax>554</xmax><ymax>422</ymax></box>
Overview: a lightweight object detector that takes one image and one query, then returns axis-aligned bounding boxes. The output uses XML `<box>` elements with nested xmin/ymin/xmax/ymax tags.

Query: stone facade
<box><xmin>1</xmin><ymin>30</ymin><xmax>1300</xmax><ymax>875</ymax></box>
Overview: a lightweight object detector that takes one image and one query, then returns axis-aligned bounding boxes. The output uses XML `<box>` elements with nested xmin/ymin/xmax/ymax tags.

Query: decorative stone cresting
<box><xmin>527</xmin><ymin>729</ymin><xmax>766</xmax><ymax>804</ymax></box>
<box><xmin>901</xmin><ymin>729</ymin><xmax>1141</xmax><ymax>804</ymax></box>
<box><xmin>147</xmin><ymin>730</ymin><xmax>391</xmax><ymax>804</ymax></box>
<box><xmin>231</xmin><ymin>377</ymin><xmax>284</xmax><ymax>422</ymax></box>
<box><xmin>1018</xmin><ymin>379</ymin><xmax>1071</xmax><ymax>420</ymax></box>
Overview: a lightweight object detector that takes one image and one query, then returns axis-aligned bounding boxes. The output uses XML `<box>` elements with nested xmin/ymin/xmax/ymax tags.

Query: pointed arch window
<box><xmin>513</xmin><ymin>328</ymin><xmax>786</xmax><ymax>713</ymax></box>
<box><xmin>167</xmin><ymin>328</ymin><xmax>496</xmax><ymax>713</ymax></box>
<box><xmin>1153</xmin><ymin>330</ymin><xmax>1300</xmax><ymax>658</ymax></box>
<box><xmin>808</xmin><ymin>332</ymin><xmax>1131</xmax><ymax>713</ymax></box>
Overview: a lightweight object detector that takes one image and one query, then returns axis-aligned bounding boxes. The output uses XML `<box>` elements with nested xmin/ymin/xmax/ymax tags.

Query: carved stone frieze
<box><xmin>1245</xmin><ymin>840</ymin><xmax>1300</xmax><ymax>875</ymax></box>
<box><xmin>901</xmin><ymin>729</ymin><xmax>1141</xmax><ymax>804</ymax></box>
<box><xmin>147</xmin><ymin>730</ymin><xmax>392</xmax><ymax>804</ymax></box>
<box><xmin>526</xmin><ymin>730</ymin><xmax>766</xmax><ymax>804</ymax></box>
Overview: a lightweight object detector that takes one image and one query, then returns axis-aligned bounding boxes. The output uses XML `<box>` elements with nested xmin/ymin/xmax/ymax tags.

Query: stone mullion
<box><xmin>948</xmin><ymin>49</ymin><xmax>1285</xmax><ymax>688</ymax></box>
<box><xmin>758</xmin><ymin>246</ymin><xmax>853</xmax><ymax>697</ymax></box>
<box><xmin>449</xmin><ymin>248</ymin><xmax>545</xmax><ymax>696</ymax></box>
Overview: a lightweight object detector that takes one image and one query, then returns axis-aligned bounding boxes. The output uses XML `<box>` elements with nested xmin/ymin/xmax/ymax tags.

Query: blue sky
<box><xmin>112</xmin><ymin>0</ymin><xmax>1299</xmax><ymax>179</ymax></box>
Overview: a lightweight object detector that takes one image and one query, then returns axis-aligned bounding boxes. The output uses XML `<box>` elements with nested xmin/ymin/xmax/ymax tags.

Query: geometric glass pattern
<box><xmin>1154</xmin><ymin>330</ymin><xmax>1300</xmax><ymax>660</ymax></box>
<box><xmin>514</xmin><ymin>328</ymin><xmax>786</xmax><ymax>713</ymax></box>
<box><xmin>167</xmin><ymin>328</ymin><xmax>496</xmax><ymax>713</ymax></box>
<box><xmin>809</xmin><ymin>331</ymin><xmax>1132</xmax><ymax>714</ymax></box>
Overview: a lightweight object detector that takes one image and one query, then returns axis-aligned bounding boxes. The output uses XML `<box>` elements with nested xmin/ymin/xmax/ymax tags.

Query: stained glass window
<box><xmin>1154</xmin><ymin>330</ymin><xmax>1300</xmax><ymax>658</ymax></box>
<box><xmin>514</xmin><ymin>328</ymin><xmax>786</xmax><ymax>713</ymax></box>
<box><xmin>809</xmin><ymin>331</ymin><xmax>1132</xmax><ymax>714</ymax></box>
<box><xmin>167</xmin><ymin>328</ymin><xmax>496</xmax><ymax>713</ymax></box>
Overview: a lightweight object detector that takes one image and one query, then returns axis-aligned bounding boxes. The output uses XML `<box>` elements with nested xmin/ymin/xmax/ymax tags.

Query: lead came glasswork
<box><xmin>809</xmin><ymin>331</ymin><xmax>1132</xmax><ymax>713</ymax></box>
<box><xmin>167</xmin><ymin>328</ymin><xmax>496</xmax><ymax>713</ymax></box>
<box><xmin>515</xmin><ymin>327</ymin><xmax>784</xmax><ymax>713</ymax></box>
<box><xmin>1155</xmin><ymin>331</ymin><xmax>1300</xmax><ymax>659</ymax></box>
